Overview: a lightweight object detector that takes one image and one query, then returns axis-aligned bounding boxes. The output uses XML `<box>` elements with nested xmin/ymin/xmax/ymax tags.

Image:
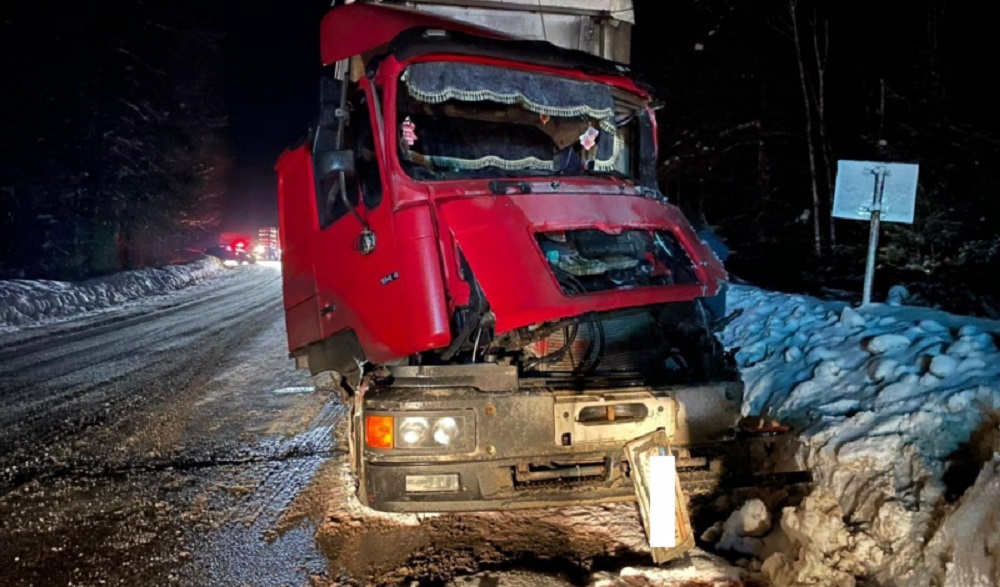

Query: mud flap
<box><xmin>625</xmin><ymin>430</ymin><xmax>695</xmax><ymax>564</ymax></box>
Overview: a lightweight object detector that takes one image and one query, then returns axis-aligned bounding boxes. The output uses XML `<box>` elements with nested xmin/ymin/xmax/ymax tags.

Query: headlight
<box><xmin>432</xmin><ymin>417</ymin><xmax>459</xmax><ymax>446</ymax></box>
<box><xmin>365</xmin><ymin>414</ymin><xmax>468</xmax><ymax>449</ymax></box>
<box><xmin>398</xmin><ymin>417</ymin><xmax>429</xmax><ymax>446</ymax></box>
<box><xmin>398</xmin><ymin>416</ymin><xmax>464</xmax><ymax>448</ymax></box>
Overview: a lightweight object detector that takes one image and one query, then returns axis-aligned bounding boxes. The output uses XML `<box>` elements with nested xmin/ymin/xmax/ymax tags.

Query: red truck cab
<box><xmin>277</xmin><ymin>3</ymin><xmax>742</xmax><ymax>513</ymax></box>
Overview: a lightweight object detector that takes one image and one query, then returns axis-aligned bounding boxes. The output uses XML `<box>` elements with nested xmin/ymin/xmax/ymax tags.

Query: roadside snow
<box><xmin>0</xmin><ymin>257</ymin><xmax>226</xmax><ymax>331</ymax></box>
<box><xmin>927</xmin><ymin>431</ymin><xmax>1000</xmax><ymax>586</ymax></box>
<box><xmin>714</xmin><ymin>498</ymin><xmax>772</xmax><ymax>556</ymax></box>
<box><xmin>444</xmin><ymin>549</ymin><xmax>745</xmax><ymax>587</ymax></box>
<box><xmin>588</xmin><ymin>550</ymin><xmax>745</xmax><ymax>586</ymax></box>
<box><xmin>711</xmin><ymin>285</ymin><xmax>1000</xmax><ymax>586</ymax></box>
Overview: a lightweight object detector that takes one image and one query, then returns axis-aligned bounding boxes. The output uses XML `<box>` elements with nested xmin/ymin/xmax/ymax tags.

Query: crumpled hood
<box><xmin>435</xmin><ymin>192</ymin><xmax>726</xmax><ymax>333</ymax></box>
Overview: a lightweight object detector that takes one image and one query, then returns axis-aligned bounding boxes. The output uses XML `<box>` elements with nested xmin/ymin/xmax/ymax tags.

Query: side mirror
<box><xmin>317</xmin><ymin>150</ymin><xmax>355</xmax><ymax>176</ymax></box>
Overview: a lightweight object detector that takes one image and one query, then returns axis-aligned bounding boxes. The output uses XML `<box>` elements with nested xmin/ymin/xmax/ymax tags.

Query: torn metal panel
<box><xmin>625</xmin><ymin>430</ymin><xmax>695</xmax><ymax>564</ymax></box>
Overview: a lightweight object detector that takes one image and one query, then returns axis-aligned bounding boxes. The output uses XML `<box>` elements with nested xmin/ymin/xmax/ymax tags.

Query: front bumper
<box><xmin>358</xmin><ymin>370</ymin><xmax>743</xmax><ymax>512</ymax></box>
<box><xmin>365</xmin><ymin>453</ymin><xmax>637</xmax><ymax>512</ymax></box>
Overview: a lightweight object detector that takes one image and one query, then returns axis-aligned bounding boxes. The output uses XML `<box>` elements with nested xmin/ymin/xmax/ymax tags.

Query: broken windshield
<box><xmin>395</xmin><ymin>62</ymin><xmax>647</xmax><ymax>181</ymax></box>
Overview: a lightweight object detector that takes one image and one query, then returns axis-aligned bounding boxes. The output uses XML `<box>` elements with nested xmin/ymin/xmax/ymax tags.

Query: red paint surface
<box><xmin>435</xmin><ymin>194</ymin><xmax>723</xmax><ymax>333</ymax></box>
<box><xmin>278</xmin><ymin>8</ymin><xmax>725</xmax><ymax>363</ymax></box>
<box><xmin>320</xmin><ymin>3</ymin><xmax>504</xmax><ymax>66</ymax></box>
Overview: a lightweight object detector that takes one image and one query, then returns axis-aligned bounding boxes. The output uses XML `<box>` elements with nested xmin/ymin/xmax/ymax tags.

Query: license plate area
<box><xmin>553</xmin><ymin>392</ymin><xmax>676</xmax><ymax>446</ymax></box>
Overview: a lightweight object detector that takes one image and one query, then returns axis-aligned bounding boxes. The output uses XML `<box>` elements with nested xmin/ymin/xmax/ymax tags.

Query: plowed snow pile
<box><xmin>712</xmin><ymin>285</ymin><xmax>1000</xmax><ymax>586</ymax></box>
<box><xmin>0</xmin><ymin>257</ymin><xmax>225</xmax><ymax>330</ymax></box>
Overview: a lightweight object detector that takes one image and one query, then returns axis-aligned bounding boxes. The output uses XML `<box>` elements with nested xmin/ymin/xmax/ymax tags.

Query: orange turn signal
<box><xmin>365</xmin><ymin>415</ymin><xmax>394</xmax><ymax>449</ymax></box>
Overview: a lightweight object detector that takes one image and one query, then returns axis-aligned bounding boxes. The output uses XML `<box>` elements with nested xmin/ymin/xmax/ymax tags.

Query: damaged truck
<box><xmin>277</xmin><ymin>0</ymin><xmax>795</xmax><ymax>557</ymax></box>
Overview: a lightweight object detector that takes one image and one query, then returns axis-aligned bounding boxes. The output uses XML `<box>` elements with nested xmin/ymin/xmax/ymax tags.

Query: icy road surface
<box><xmin>0</xmin><ymin>265</ymin><xmax>338</xmax><ymax>586</ymax></box>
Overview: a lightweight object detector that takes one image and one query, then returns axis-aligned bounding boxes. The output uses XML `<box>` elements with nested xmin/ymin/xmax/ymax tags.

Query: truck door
<box><xmin>311</xmin><ymin>85</ymin><xmax>406</xmax><ymax>361</ymax></box>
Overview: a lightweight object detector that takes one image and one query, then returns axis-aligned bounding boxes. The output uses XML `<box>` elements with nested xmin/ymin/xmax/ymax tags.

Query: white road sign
<box><xmin>833</xmin><ymin>160</ymin><xmax>919</xmax><ymax>224</ymax></box>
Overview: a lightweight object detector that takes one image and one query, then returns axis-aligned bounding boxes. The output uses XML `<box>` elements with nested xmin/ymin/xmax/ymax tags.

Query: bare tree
<box><xmin>809</xmin><ymin>6</ymin><xmax>835</xmax><ymax>246</ymax></box>
<box><xmin>788</xmin><ymin>0</ymin><xmax>823</xmax><ymax>256</ymax></box>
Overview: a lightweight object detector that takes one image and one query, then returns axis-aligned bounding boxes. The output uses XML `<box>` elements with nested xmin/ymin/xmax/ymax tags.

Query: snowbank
<box><xmin>443</xmin><ymin>550</ymin><xmax>745</xmax><ymax>587</ymax></box>
<box><xmin>712</xmin><ymin>285</ymin><xmax>1000</xmax><ymax>586</ymax></box>
<box><xmin>0</xmin><ymin>257</ymin><xmax>225</xmax><ymax>330</ymax></box>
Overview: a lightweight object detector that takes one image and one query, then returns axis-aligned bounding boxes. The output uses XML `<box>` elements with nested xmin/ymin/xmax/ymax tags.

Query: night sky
<box><xmin>215</xmin><ymin>1</ymin><xmax>329</xmax><ymax>234</ymax></box>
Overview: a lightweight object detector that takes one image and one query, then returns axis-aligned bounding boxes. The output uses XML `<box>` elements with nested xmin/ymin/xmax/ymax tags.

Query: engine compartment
<box><xmin>536</xmin><ymin>229</ymin><xmax>700</xmax><ymax>296</ymax></box>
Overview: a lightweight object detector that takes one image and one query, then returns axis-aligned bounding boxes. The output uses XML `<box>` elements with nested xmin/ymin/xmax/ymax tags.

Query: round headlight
<box><xmin>432</xmin><ymin>417</ymin><xmax>459</xmax><ymax>446</ymax></box>
<box><xmin>399</xmin><ymin>417</ymin><xmax>429</xmax><ymax>446</ymax></box>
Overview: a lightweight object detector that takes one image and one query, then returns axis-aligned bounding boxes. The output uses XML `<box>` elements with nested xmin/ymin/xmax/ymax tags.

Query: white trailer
<box><xmin>351</xmin><ymin>0</ymin><xmax>634</xmax><ymax>63</ymax></box>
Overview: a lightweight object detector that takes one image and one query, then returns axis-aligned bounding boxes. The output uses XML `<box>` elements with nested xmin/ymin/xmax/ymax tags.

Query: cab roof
<box><xmin>320</xmin><ymin>3</ymin><xmax>506</xmax><ymax>65</ymax></box>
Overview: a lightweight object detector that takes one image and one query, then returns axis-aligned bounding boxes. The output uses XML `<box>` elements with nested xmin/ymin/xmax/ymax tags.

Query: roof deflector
<box><xmin>320</xmin><ymin>3</ymin><xmax>505</xmax><ymax>66</ymax></box>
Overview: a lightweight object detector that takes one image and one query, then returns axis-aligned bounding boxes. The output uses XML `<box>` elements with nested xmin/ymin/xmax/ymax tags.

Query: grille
<box><xmin>529</xmin><ymin>313</ymin><xmax>659</xmax><ymax>373</ymax></box>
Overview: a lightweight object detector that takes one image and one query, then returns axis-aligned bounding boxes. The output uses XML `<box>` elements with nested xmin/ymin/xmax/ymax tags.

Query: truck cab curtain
<box><xmin>403</xmin><ymin>62</ymin><xmax>615</xmax><ymax>120</ymax></box>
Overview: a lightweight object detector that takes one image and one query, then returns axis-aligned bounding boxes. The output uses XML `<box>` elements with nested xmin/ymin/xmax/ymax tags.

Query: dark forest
<box><xmin>1</xmin><ymin>0</ymin><xmax>996</xmax><ymax>313</ymax></box>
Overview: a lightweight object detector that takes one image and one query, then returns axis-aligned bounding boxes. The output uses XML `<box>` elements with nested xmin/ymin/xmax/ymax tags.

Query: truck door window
<box><xmin>316</xmin><ymin>169</ymin><xmax>357</xmax><ymax>229</ymax></box>
<box><xmin>313</xmin><ymin>82</ymin><xmax>357</xmax><ymax>228</ymax></box>
<box><xmin>354</xmin><ymin>93</ymin><xmax>383</xmax><ymax>210</ymax></box>
<box><xmin>313</xmin><ymin>90</ymin><xmax>383</xmax><ymax>228</ymax></box>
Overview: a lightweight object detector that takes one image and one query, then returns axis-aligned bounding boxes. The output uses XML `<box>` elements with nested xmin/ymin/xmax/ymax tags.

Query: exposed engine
<box><xmin>515</xmin><ymin>303</ymin><xmax>737</xmax><ymax>386</ymax></box>
<box><xmin>535</xmin><ymin>229</ymin><xmax>700</xmax><ymax>295</ymax></box>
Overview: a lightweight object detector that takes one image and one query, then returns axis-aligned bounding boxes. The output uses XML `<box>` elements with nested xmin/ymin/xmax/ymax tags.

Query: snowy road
<box><xmin>0</xmin><ymin>265</ymin><xmax>339</xmax><ymax>586</ymax></box>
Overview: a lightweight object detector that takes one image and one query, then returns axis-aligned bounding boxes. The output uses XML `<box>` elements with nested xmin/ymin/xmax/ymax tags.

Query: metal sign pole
<box><xmin>862</xmin><ymin>167</ymin><xmax>888</xmax><ymax>305</ymax></box>
<box><xmin>833</xmin><ymin>160</ymin><xmax>918</xmax><ymax>305</ymax></box>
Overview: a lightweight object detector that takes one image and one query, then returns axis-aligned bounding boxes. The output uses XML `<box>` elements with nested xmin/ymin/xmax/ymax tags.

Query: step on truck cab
<box><xmin>276</xmin><ymin>0</ymin><xmax>754</xmax><ymax>516</ymax></box>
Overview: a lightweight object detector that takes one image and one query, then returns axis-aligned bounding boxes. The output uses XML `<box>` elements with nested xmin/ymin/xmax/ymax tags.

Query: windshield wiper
<box><xmin>555</xmin><ymin>167</ymin><xmax>634</xmax><ymax>183</ymax></box>
<box><xmin>583</xmin><ymin>168</ymin><xmax>633</xmax><ymax>181</ymax></box>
